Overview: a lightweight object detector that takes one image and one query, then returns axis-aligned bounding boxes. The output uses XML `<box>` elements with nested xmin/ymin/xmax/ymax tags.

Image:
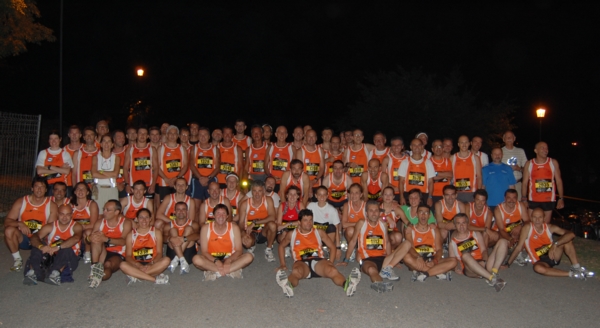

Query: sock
<box><xmin>569</xmin><ymin>271</ymin><xmax>574</xmax><ymax>277</ymax></box>
<box><xmin>12</xmin><ymin>252</ymin><xmax>21</xmax><ymax>260</ymax></box>
<box><xmin>488</xmin><ymin>274</ymin><xmax>494</xmax><ymax>281</ymax></box>
<box><xmin>492</xmin><ymin>268</ymin><xmax>498</xmax><ymax>274</ymax></box>
<box><xmin>423</xmin><ymin>272</ymin><xmax>429</xmax><ymax>278</ymax></box>
<box><xmin>572</xmin><ymin>263</ymin><xmax>580</xmax><ymax>269</ymax></box>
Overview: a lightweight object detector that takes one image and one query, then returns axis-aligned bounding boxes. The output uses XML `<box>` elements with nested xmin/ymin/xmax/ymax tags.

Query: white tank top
<box><xmin>95</xmin><ymin>153</ymin><xmax>116</xmax><ymax>186</ymax></box>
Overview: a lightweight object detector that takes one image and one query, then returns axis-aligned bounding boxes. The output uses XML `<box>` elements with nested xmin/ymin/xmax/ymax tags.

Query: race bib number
<box><xmin>220</xmin><ymin>162</ymin><xmax>234</xmax><ymax>174</ymax></box>
<box><xmin>408</xmin><ymin>171</ymin><xmax>425</xmax><ymax>186</ymax></box>
<box><xmin>75</xmin><ymin>218</ymin><xmax>90</xmax><ymax>225</ymax></box>
<box><xmin>415</xmin><ymin>244</ymin><xmax>435</xmax><ymax>260</ymax></box>
<box><xmin>247</xmin><ymin>221</ymin><xmax>264</xmax><ymax>231</ymax></box>
<box><xmin>134</xmin><ymin>157</ymin><xmax>151</xmax><ymax>171</ymax></box>
<box><xmin>305</xmin><ymin>163</ymin><xmax>319</xmax><ymax>176</ymax></box>
<box><xmin>211</xmin><ymin>252</ymin><xmax>231</xmax><ymax>260</ymax></box>
<box><xmin>455</xmin><ymin>178</ymin><xmax>471</xmax><ymax>191</ymax></box>
<box><xmin>83</xmin><ymin>170</ymin><xmax>93</xmax><ymax>183</ymax></box>
<box><xmin>535</xmin><ymin>179</ymin><xmax>553</xmax><ymax>193</ymax></box>
<box><xmin>169</xmin><ymin>212</ymin><xmax>176</xmax><ymax>220</ymax></box>
<box><xmin>252</xmin><ymin>160</ymin><xmax>265</xmax><ymax>173</ymax></box>
<box><xmin>133</xmin><ymin>247</ymin><xmax>154</xmax><ymax>261</ymax></box>
<box><xmin>313</xmin><ymin>222</ymin><xmax>329</xmax><ymax>230</ymax></box>
<box><xmin>348</xmin><ymin>165</ymin><xmax>364</xmax><ymax>177</ymax></box>
<box><xmin>299</xmin><ymin>248</ymin><xmax>319</xmax><ymax>260</ymax></box>
<box><xmin>197</xmin><ymin>157</ymin><xmax>213</xmax><ymax>169</ymax></box>
<box><xmin>366</xmin><ymin>235</ymin><xmax>383</xmax><ymax>250</ymax></box>
<box><xmin>368</xmin><ymin>191</ymin><xmax>381</xmax><ymax>200</ymax></box>
<box><xmin>231</xmin><ymin>206</ymin><xmax>237</xmax><ymax>217</ymax></box>
<box><xmin>392</xmin><ymin>168</ymin><xmax>399</xmax><ymax>181</ymax></box>
<box><xmin>330</xmin><ymin>190</ymin><xmax>345</xmax><ymax>200</ymax></box>
<box><xmin>166</xmin><ymin>159</ymin><xmax>181</xmax><ymax>172</ymax></box>
<box><xmin>50</xmin><ymin>239</ymin><xmax>63</xmax><ymax>248</ymax></box>
<box><xmin>457</xmin><ymin>237</ymin><xmax>479</xmax><ymax>253</ymax></box>
<box><xmin>535</xmin><ymin>244</ymin><xmax>552</xmax><ymax>257</ymax></box>
<box><xmin>25</xmin><ymin>220</ymin><xmax>43</xmax><ymax>233</ymax></box>
<box><xmin>505</xmin><ymin>220</ymin><xmax>523</xmax><ymax>233</ymax></box>
<box><xmin>272</xmin><ymin>159</ymin><xmax>288</xmax><ymax>171</ymax></box>
<box><xmin>285</xmin><ymin>222</ymin><xmax>298</xmax><ymax>230</ymax></box>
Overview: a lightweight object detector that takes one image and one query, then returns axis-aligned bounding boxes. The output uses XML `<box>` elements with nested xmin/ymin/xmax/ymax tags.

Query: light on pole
<box><xmin>136</xmin><ymin>68</ymin><xmax>144</xmax><ymax>77</ymax></box>
<box><xmin>536</xmin><ymin>108</ymin><xmax>546</xmax><ymax>141</ymax></box>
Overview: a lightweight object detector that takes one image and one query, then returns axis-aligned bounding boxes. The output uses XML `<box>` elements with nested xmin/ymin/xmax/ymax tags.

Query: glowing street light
<box><xmin>536</xmin><ymin>108</ymin><xmax>546</xmax><ymax>141</ymax></box>
<box><xmin>136</xmin><ymin>68</ymin><xmax>144</xmax><ymax>77</ymax></box>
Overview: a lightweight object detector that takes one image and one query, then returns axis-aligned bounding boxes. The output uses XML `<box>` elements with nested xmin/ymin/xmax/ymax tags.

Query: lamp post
<box><xmin>536</xmin><ymin>108</ymin><xmax>546</xmax><ymax>141</ymax></box>
<box><xmin>137</xmin><ymin>68</ymin><xmax>144</xmax><ymax>77</ymax></box>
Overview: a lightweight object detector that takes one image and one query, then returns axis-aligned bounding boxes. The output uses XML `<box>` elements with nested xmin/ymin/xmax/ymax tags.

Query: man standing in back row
<box><xmin>501</xmin><ymin>131</ymin><xmax>527</xmax><ymax>199</ymax></box>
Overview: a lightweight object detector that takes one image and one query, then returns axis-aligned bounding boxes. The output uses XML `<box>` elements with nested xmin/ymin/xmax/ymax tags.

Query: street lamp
<box><xmin>136</xmin><ymin>68</ymin><xmax>144</xmax><ymax>77</ymax></box>
<box><xmin>536</xmin><ymin>108</ymin><xmax>546</xmax><ymax>141</ymax></box>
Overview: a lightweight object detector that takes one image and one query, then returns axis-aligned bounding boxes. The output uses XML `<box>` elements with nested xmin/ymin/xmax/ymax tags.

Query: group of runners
<box><xmin>2</xmin><ymin>119</ymin><xmax>593</xmax><ymax>297</ymax></box>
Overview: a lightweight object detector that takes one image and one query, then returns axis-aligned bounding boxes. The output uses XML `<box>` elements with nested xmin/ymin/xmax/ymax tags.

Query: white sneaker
<box><xmin>276</xmin><ymin>270</ymin><xmax>294</xmax><ymax>298</ymax></box>
<box><xmin>125</xmin><ymin>275</ymin><xmax>139</xmax><ymax>286</ymax></box>
<box><xmin>436</xmin><ymin>273</ymin><xmax>447</xmax><ymax>280</ymax></box>
<box><xmin>47</xmin><ymin>270</ymin><xmax>61</xmax><ymax>286</ymax></box>
<box><xmin>227</xmin><ymin>268</ymin><xmax>243</xmax><ymax>279</ymax></box>
<box><xmin>88</xmin><ymin>263</ymin><xmax>104</xmax><ymax>288</ymax></box>
<box><xmin>265</xmin><ymin>247</ymin><xmax>275</xmax><ymax>262</ymax></box>
<box><xmin>247</xmin><ymin>246</ymin><xmax>256</xmax><ymax>254</ymax></box>
<box><xmin>345</xmin><ymin>268</ymin><xmax>361</xmax><ymax>296</ymax></box>
<box><xmin>83</xmin><ymin>252</ymin><xmax>91</xmax><ymax>264</ymax></box>
<box><xmin>349</xmin><ymin>249</ymin><xmax>356</xmax><ymax>262</ymax></box>
<box><xmin>23</xmin><ymin>269</ymin><xmax>37</xmax><ymax>285</ymax></box>
<box><xmin>168</xmin><ymin>256</ymin><xmax>179</xmax><ymax>273</ymax></box>
<box><xmin>179</xmin><ymin>258</ymin><xmax>190</xmax><ymax>275</ymax></box>
<box><xmin>10</xmin><ymin>258</ymin><xmax>23</xmax><ymax>272</ymax></box>
<box><xmin>379</xmin><ymin>266</ymin><xmax>399</xmax><ymax>281</ymax></box>
<box><xmin>416</xmin><ymin>272</ymin><xmax>427</xmax><ymax>282</ymax></box>
<box><xmin>204</xmin><ymin>271</ymin><xmax>218</xmax><ymax>281</ymax></box>
<box><xmin>284</xmin><ymin>246</ymin><xmax>291</xmax><ymax>258</ymax></box>
<box><xmin>155</xmin><ymin>273</ymin><xmax>169</xmax><ymax>285</ymax></box>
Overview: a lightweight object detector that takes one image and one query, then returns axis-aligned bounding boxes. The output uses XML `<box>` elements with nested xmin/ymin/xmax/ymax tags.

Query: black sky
<box><xmin>2</xmin><ymin>1</ymin><xmax>600</xmax><ymax>161</ymax></box>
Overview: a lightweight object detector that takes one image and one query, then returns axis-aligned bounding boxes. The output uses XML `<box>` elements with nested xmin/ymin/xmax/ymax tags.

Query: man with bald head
<box><xmin>398</xmin><ymin>138</ymin><xmax>435</xmax><ymax>206</ymax></box>
<box><xmin>451</xmin><ymin>135</ymin><xmax>482</xmax><ymax>203</ymax></box>
<box><xmin>521</xmin><ymin>142</ymin><xmax>564</xmax><ymax>223</ymax></box>
<box><xmin>482</xmin><ymin>148</ymin><xmax>516</xmax><ymax>210</ymax></box>
<box><xmin>501</xmin><ymin>131</ymin><xmax>527</xmax><ymax>199</ymax></box>
<box><xmin>95</xmin><ymin>120</ymin><xmax>109</xmax><ymax>146</ymax></box>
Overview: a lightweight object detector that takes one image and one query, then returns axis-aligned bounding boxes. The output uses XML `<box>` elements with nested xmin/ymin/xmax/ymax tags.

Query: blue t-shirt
<box><xmin>482</xmin><ymin>162</ymin><xmax>517</xmax><ymax>206</ymax></box>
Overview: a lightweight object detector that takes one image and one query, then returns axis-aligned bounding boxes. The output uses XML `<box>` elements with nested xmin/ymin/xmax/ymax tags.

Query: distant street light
<box><xmin>137</xmin><ymin>68</ymin><xmax>144</xmax><ymax>77</ymax></box>
<box><xmin>536</xmin><ymin>108</ymin><xmax>546</xmax><ymax>141</ymax></box>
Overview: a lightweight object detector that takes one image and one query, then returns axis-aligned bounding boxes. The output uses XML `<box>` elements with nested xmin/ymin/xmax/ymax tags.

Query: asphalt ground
<box><xmin>0</xmin><ymin>242</ymin><xmax>598</xmax><ymax>328</ymax></box>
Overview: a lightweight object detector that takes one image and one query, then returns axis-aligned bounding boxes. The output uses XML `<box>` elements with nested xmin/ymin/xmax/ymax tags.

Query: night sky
<box><xmin>1</xmin><ymin>1</ymin><xmax>599</xmax><ymax>199</ymax></box>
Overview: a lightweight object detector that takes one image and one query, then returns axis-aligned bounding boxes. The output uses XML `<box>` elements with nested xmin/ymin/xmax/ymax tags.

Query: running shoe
<box><xmin>23</xmin><ymin>269</ymin><xmax>37</xmax><ymax>285</ymax></box>
<box><xmin>204</xmin><ymin>271</ymin><xmax>218</xmax><ymax>281</ymax></box>
<box><xmin>379</xmin><ymin>266</ymin><xmax>400</xmax><ymax>281</ymax></box>
<box><xmin>88</xmin><ymin>263</ymin><xmax>104</xmax><ymax>288</ymax></box>
<box><xmin>47</xmin><ymin>270</ymin><xmax>61</xmax><ymax>286</ymax></box>
<box><xmin>10</xmin><ymin>258</ymin><xmax>23</xmax><ymax>272</ymax></box>
<box><xmin>179</xmin><ymin>258</ymin><xmax>190</xmax><ymax>275</ymax></box>
<box><xmin>125</xmin><ymin>275</ymin><xmax>139</xmax><ymax>286</ymax></box>
<box><xmin>345</xmin><ymin>268</ymin><xmax>361</xmax><ymax>296</ymax></box>
<box><xmin>227</xmin><ymin>269</ymin><xmax>243</xmax><ymax>279</ymax></box>
<box><xmin>284</xmin><ymin>246</ymin><xmax>291</xmax><ymax>258</ymax></box>
<box><xmin>276</xmin><ymin>270</ymin><xmax>294</xmax><ymax>298</ymax></box>
<box><xmin>83</xmin><ymin>252</ymin><xmax>91</xmax><ymax>264</ymax></box>
<box><xmin>168</xmin><ymin>256</ymin><xmax>179</xmax><ymax>273</ymax></box>
<box><xmin>370</xmin><ymin>281</ymin><xmax>394</xmax><ymax>293</ymax></box>
<box><xmin>416</xmin><ymin>272</ymin><xmax>428</xmax><ymax>282</ymax></box>
<box><xmin>265</xmin><ymin>247</ymin><xmax>275</xmax><ymax>262</ymax></box>
<box><xmin>155</xmin><ymin>273</ymin><xmax>169</xmax><ymax>285</ymax></box>
<box><xmin>494</xmin><ymin>278</ymin><xmax>507</xmax><ymax>292</ymax></box>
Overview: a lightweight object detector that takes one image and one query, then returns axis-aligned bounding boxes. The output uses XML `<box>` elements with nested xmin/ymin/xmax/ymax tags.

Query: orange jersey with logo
<box><xmin>157</xmin><ymin>144</ymin><xmax>185</xmax><ymax>186</ymax></box>
<box><xmin>387</xmin><ymin>153</ymin><xmax>408</xmax><ymax>190</ymax></box>
<box><xmin>524</xmin><ymin>223</ymin><xmax>553</xmax><ymax>263</ymax></box>
<box><xmin>269</xmin><ymin>143</ymin><xmax>294</xmax><ymax>180</ymax></box>
<box><xmin>203</xmin><ymin>196</ymin><xmax>225</xmax><ymax>223</ymax></box>
<box><xmin>42</xmin><ymin>149</ymin><xmax>67</xmax><ymax>185</ymax></box>
<box><xmin>372</xmin><ymin>148</ymin><xmax>390</xmax><ymax>164</ymax></box>
<box><xmin>411</xmin><ymin>225</ymin><xmax>437</xmax><ymax>260</ymax></box>
<box><xmin>47</xmin><ymin>220</ymin><xmax>80</xmax><ymax>256</ymax></box>
<box><xmin>497</xmin><ymin>202</ymin><xmax>524</xmax><ymax>233</ymax></box>
<box><xmin>247</xmin><ymin>143</ymin><xmax>267</xmax><ymax>175</ymax></box>
<box><xmin>76</xmin><ymin>147</ymin><xmax>99</xmax><ymax>184</ymax></box>
<box><xmin>232</xmin><ymin>135</ymin><xmax>251</xmax><ymax>153</ymax></box>
<box><xmin>72</xmin><ymin>200</ymin><xmax>93</xmax><ymax>225</ymax></box>
<box><xmin>245</xmin><ymin>197</ymin><xmax>270</xmax><ymax>229</ymax></box>
<box><xmin>222</xmin><ymin>189</ymin><xmax>242</xmax><ymax>217</ymax></box>
<box><xmin>347</xmin><ymin>201</ymin><xmax>366</xmax><ymax>224</ymax></box>
<box><xmin>206</xmin><ymin>222</ymin><xmax>236</xmax><ymax>259</ymax></box>
<box><xmin>451</xmin><ymin>231</ymin><xmax>483</xmax><ymax>263</ymax></box>
<box><xmin>327</xmin><ymin>174</ymin><xmax>348</xmax><ymax>202</ymax></box>
<box><xmin>440</xmin><ymin>199</ymin><xmax>462</xmax><ymax>222</ymax></box>
<box><xmin>99</xmin><ymin>216</ymin><xmax>126</xmax><ymax>255</ymax></box>
<box><xmin>112</xmin><ymin>148</ymin><xmax>126</xmax><ymax>184</ymax></box>
<box><xmin>194</xmin><ymin>144</ymin><xmax>218</xmax><ymax>177</ymax></box>
<box><xmin>163</xmin><ymin>194</ymin><xmax>192</xmax><ymax>221</ymax></box>
<box><xmin>358</xmin><ymin>220</ymin><xmax>387</xmax><ymax>259</ymax></box>
<box><xmin>403</xmin><ymin>157</ymin><xmax>429</xmax><ymax>193</ymax></box>
<box><xmin>527</xmin><ymin>157</ymin><xmax>557</xmax><ymax>202</ymax></box>
<box><xmin>367</xmin><ymin>172</ymin><xmax>383</xmax><ymax>200</ymax></box>
<box><xmin>290</xmin><ymin>228</ymin><xmax>324</xmax><ymax>261</ymax></box>
<box><xmin>171</xmin><ymin>218</ymin><xmax>192</xmax><ymax>237</ymax></box>
<box><xmin>325</xmin><ymin>150</ymin><xmax>344</xmax><ymax>173</ymax></box>
<box><xmin>217</xmin><ymin>143</ymin><xmax>239</xmax><ymax>184</ymax></box>
<box><xmin>452</xmin><ymin>152</ymin><xmax>478</xmax><ymax>193</ymax></box>
<box><xmin>123</xmin><ymin>196</ymin><xmax>150</xmax><ymax>220</ymax></box>
<box><xmin>131</xmin><ymin>227</ymin><xmax>157</xmax><ymax>263</ymax></box>
<box><xmin>63</xmin><ymin>144</ymin><xmax>82</xmax><ymax>186</ymax></box>
<box><xmin>347</xmin><ymin>144</ymin><xmax>371</xmax><ymax>184</ymax></box>
<box><xmin>469</xmin><ymin>202</ymin><xmax>488</xmax><ymax>228</ymax></box>
<box><xmin>282</xmin><ymin>173</ymin><xmax>306</xmax><ymax>198</ymax></box>
<box><xmin>431</xmin><ymin>157</ymin><xmax>451</xmax><ymax>196</ymax></box>
<box><xmin>128</xmin><ymin>144</ymin><xmax>153</xmax><ymax>186</ymax></box>
<box><xmin>299</xmin><ymin>145</ymin><xmax>323</xmax><ymax>181</ymax></box>
<box><xmin>19</xmin><ymin>196</ymin><xmax>52</xmax><ymax>236</ymax></box>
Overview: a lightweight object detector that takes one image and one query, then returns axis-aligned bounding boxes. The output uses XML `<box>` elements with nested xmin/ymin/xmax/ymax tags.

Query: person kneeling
<box><xmin>276</xmin><ymin>209</ymin><xmax>360</xmax><ymax>298</ymax></box>
<box><xmin>119</xmin><ymin>209</ymin><xmax>170</xmax><ymax>285</ymax></box>
<box><xmin>193</xmin><ymin>204</ymin><xmax>254</xmax><ymax>280</ymax></box>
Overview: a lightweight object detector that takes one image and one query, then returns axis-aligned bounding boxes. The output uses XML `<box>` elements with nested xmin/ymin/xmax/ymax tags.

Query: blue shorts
<box><xmin>19</xmin><ymin>233</ymin><xmax>32</xmax><ymax>250</ymax></box>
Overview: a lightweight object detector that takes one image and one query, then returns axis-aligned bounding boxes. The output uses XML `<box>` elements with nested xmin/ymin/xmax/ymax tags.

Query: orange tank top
<box><xmin>164</xmin><ymin>194</ymin><xmax>192</xmax><ymax>221</ymax></box>
<box><xmin>194</xmin><ymin>144</ymin><xmax>218</xmax><ymax>177</ymax></box>
<box><xmin>300</xmin><ymin>145</ymin><xmax>322</xmax><ymax>181</ymax></box>
<box><xmin>128</xmin><ymin>144</ymin><xmax>153</xmax><ymax>186</ymax></box>
<box><xmin>327</xmin><ymin>174</ymin><xmax>348</xmax><ymax>202</ymax></box>
<box><xmin>269</xmin><ymin>143</ymin><xmax>294</xmax><ymax>179</ymax></box>
<box><xmin>113</xmin><ymin>147</ymin><xmax>126</xmax><ymax>184</ymax></box>
<box><xmin>206</xmin><ymin>222</ymin><xmax>236</xmax><ymax>259</ymax></box>
<box><xmin>290</xmin><ymin>228</ymin><xmax>324</xmax><ymax>261</ymax></box>
<box><xmin>47</xmin><ymin>220</ymin><xmax>80</xmax><ymax>256</ymax></box>
<box><xmin>131</xmin><ymin>227</ymin><xmax>157</xmax><ymax>263</ymax></box>
<box><xmin>497</xmin><ymin>202</ymin><xmax>524</xmax><ymax>232</ymax></box>
<box><xmin>388</xmin><ymin>153</ymin><xmax>407</xmax><ymax>192</ymax></box>
<box><xmin>325</xmin><ymin>150</ymin><xmax>344</xmax><ymax>173</ymax></box>
<box><xmin>367</xmin><ymin>172</ymin><xmax>383</xmax><ymax>200</ymax></box>
<box><xmin>19</xmin><ymin>196</ymin><xmax>52</xmax><ymax>236</ymax></box>
<box><xmin>124</xmin><ymin>196</ymin><xmax>150</xmax><ymax>220</ymax></box>
<box><xmin>452</xmin><ymin>152</ymin><xmax>478</xmax><ymax>193</ymax></box>
<box><xmin>245</xmin><ymin>197</ymin><xmax>269</xmax><ymax>229</ymax></box>
<box><xmin>431</xmin><ymin>157</ymin><xmax>451</xmax><ymax>196</ymax></box>
<box><xmin>158</xmin><ymin>144</ymin><xmax>184</xmax><ymax>186</ymax></box>
<box><xmin>72</xmin><ymin>200</ymin><xmax>93</xmax><ymax>225</ymax></box>
<box><xmin>412</xmin><ymin>225</ymin><xmax>436</xmax><ymax>260</ymax></box>
<box><xmin>527</xmin><ymin>157</ymin><xmax>556</xmax><ymax>202</ymax></box>
<box><xmin>171</xmin><ymin>218</ymin><xmax>192</xmax><ymax>237</ymax></box>
<box><xmin>64</xmin><ymin>144</ymin><xmax>82</xmax><ymax>186</ymax></box>
<box><xmin>348</xmin><ymin>144</ymin><xmax>370</xmax><ymax>183</ymax></box>
<box><xmin>283</xmin><ymin>173</ymin><xmax>305</xmax><ymax>198</ymax></box>
<box><xmin>217</xmin><ymin>143</ymin><xmax>238</xmax><ymax>184</ymax></box>
<box><xmin>223</xmin><ymin>189</ymin><xmax>241</xmax><ymax>217</ymax></box>
<box><xmin>451</xmin><ymin>231</ymin><xmax>483</xmax><ymax>262</ymax></box>
<box><xmin>347</xmin><ymin>201</ymin><xmax>366</xmax><ymax>223</ymax></box>
<box><xmin>525</xmin><ymin>223</ymin><xmax>553</xmax><ymax>263</ymax></box>
<box><xmin>100</xmin><ymin>216</ymin><xmax>126</xmax><ymax>255</ymax></box>
<box><xmin>372</xmin><ymin>148</ymin><xmax>390</xmax><ymax>164</ymax></box>
<box><xmin>232</xmin><ymin>135</ymin><xmax>251</xmax><ymax>152</ymax></box>
<box><xmin>469</xmin><ymin>202</ymin><xmax>488</xmax><ymax>228</ymax></box>
<box><xmin>77</xmin><ymin>147</ymin><xmax>99</xmax><ymax>184</ymax></box>
<box><xmin>203</xmin><ymin>196</ymin><xmax>225</xmax><ymax>223</ymax></box>
<box><xmin>403</xmin><ymin>157</ymin><xmax>428</xmax><ymax>193</ymax></box>
<box><xmin>358</xmin><ymin>220</ymin><xmax>386</xmax><ymax>259</ymax></box>
<box><xmin>441</xmin><ymin>199</ymin><xmax>461</xmax><ymax>222</ymax></box>
<box><xmin>43</xmin><ymin>148</ymin><xmax>67</xmax><ymax>185</ymax></box>
<box><xmin>248</xmin><ymin>143</ymin><xmax>267</xmax><ymax>175</ymax></box>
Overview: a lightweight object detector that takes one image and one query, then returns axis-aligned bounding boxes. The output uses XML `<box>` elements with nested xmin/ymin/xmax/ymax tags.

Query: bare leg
<box><xmin>314</xmin><ymin>260</ymin><xmax>346</xmax><ymax>286</ymax></box>
<box><xmin>382</xmin><ymin>240</ymin><xmax>411</xmax><ymax>268</ymax></box>
<box><xmin>361</xmin><ymin>261</ymin><xmax>382</xmax><ymax>283</ymax></box>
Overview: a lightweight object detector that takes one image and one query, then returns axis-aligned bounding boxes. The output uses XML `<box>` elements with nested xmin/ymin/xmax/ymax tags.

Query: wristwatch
<box><xmin>183</xmin><ymin>236</ymin><xmax>188</xmax><ymax>242</ymax></box>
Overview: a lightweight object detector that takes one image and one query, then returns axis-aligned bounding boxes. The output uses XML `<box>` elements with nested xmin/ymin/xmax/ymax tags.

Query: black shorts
<box><xmin>253</xmin><ymin>230</ymin><xmax>268</xmax><ymax>244</ymax></box>
<box><xmin>301</xmin><ymin>258</ymin><xmax>324</xmax><ymax>279</ymax></box>
<box><xmin>327</xmin><ymin>199</ymin><xmax>348</xmax><ymax>209</ymax></box>
<box><xmin>528</xmin><ymin>201</ymin><xmax>555</xmax><ymax>212</ymax></box>
<box><xmin>537</xmin><ymin>254</ymin><xmax>560</xmax><ymax>268</ymax></box>
<box><xmin>313</xmin><ymin>222</ymin><xmax>337</xmax><ymax>234</ymax></box>
<box><xmin>361</xmin><ymin>255</ymin><xmax>385</xmax><ymax>272</ymax></box>
<box><xmin>155</xmin><ymin>185</ymin><xmax>175</xmax><ymax>201</ymax></box>
<box><xmin>118</xmin><ymin>188</ymin><xmax>128</xmax><ymax>199</ymax></box>
<box><xmin>105</xmin><ymin>251</ymin><xmax>125</xmax><ymax>262</ymax></box>
<box><xmin>166</xmin><ymin>245</ymin><xmax>197</xmax><ymax>264</ymax></box>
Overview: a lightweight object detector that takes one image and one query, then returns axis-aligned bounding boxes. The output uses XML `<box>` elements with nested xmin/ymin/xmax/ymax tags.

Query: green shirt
<box><xmin>401</xmin><ymin>205</ymin><xmax>436</xmax><ymax>225</ymax></box>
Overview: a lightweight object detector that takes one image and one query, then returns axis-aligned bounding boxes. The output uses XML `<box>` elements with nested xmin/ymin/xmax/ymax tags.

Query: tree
<box><xmin>0</xmin><ymin>0</ymin><xmax>55</xmax><ymax>59</ymax></box>
<box><xmin>337</xmin><ymin>66</ymin><xmax>516</xmax><ymax>148</ymax></box>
